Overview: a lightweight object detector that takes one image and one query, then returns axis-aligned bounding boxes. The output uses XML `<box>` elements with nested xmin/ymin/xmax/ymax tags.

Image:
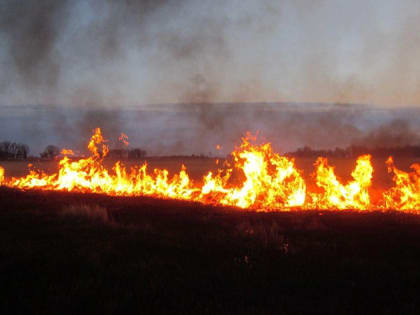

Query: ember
<box><xmin>119</xmin><ymin>133</ymin><xmax>130</xmax><ymax>146</ymax></box>
<box><xmin>0</xmin><ymin>128</ymin><xmax>419</xmax><ymax>211</ymax></box>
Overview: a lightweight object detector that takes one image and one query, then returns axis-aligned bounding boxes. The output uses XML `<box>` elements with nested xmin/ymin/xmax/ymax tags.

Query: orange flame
<box><xmin>310</xmin><ymin>155</ymin><xmax>373</xmax><ymax>210</ymax></box>
<box><xmin>201</xmin><ymin>137</ymin><xmax>306</xmax><ymax>209</ymax></box>
<box><xmin>0</xmin><ymin>166</ymin><xmax>4</xmax><ymax>185</ymax></box>
<box><xmin>0</xmin><ymin>128</ymin><xmax>419</xmax><ymax>211</ymax></box>
<box><xmin>61</xmin><ymin>149</ymin><xmax>75</xmax><ymax>156</ymax></box>
<box><xmin>119</xmin><ymin>133</ymin><xmax>129</xmax><ymax>146</ymax></box>
<box><xmin>88</xmin><ymin>128</ymin><xmax>109</xmax><ymax>159</ymax></box>
<box><xmin>383</xmin><ymin>157</ymin><xmax>420</xmax><ymax>210</ymax></box>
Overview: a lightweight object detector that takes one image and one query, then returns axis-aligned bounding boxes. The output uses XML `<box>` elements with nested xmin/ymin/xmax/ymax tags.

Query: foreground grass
<box><xmin>1</xmin><ymin>188</ymin><xmax>420</xmax><ymax>314</ymax></box>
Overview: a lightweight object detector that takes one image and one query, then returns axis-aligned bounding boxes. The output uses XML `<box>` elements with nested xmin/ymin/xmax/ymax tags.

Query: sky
<box><xmin>1</xmin><ymin>0</ymin><xmax>420</xmax><ymax>108</ymax></box>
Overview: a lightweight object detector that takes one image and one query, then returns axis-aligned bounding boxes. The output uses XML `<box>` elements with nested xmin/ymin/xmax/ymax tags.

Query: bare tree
<box><xmin>40</xmin><ymin>145</ymin><xmax>60</xmax><ymax>160</ymax></box>
<box><xmin>0</xmin><ymin>141</ymin><xmax>30</xmax><ymax>160</ymax></box>
<box><xmin>128</xmin><ymin>148</ymin><xmax>147</xmax><ymax>159</ymax></box>
<box><xmin>18</xmin><ymin>144</ymin><xmax>29</xmax><ymax>159</ymax></box>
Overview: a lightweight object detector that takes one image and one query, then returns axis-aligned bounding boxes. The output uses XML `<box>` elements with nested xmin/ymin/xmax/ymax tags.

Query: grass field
<box><xmin>1</xmin><ymin>157</ymin><xmax>420</xmax><ymax>314</ymax></box>
<box><xmin>1</xmin><ymin>187</ymin><xmax>420</xmax><ymax>314</ymax></box>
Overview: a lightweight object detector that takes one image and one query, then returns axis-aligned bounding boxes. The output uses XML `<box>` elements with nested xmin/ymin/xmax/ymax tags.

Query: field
<box><xmin>1</xmin><ymin>157</ymin><xmax>420</xmax><ymax>314</ymax></box>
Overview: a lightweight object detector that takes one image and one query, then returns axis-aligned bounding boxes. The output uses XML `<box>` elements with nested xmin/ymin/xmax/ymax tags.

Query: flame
<box><xmin>61</xmin><ymin>149</ymin><xmax>74</xmax><ymax>156</ymax></box>
<box><xmin>0</xmin><ymin>128</ymin><xmax>419</xmax><ymax>211</ymax></box>
<box><xmin>88</xmin><ymin>128</ymin><xmax>109</xmax><ymax>159</ymax></box>
<box><xmin>0</xmin><ymin>166</ymin><xmax>4</xmax><ymax>185</ymax></box>
<box><xmin>383</xmin><ymin>157</ymin><xmax>420</xmax><ymax>210</ymax></box>
<box><xmin>309</xmin><ymin>155</ymin><xmax>373</xmax><ymax>210</ymax></box>
<box><xmin>200</xmin><ymin>137</ymin><xmax>306</xmax><ymax>209</ymax></box>
<box><xmin>119</xmin><ymin>133</ymin><xmax>130</xmax><ymax>146</ymax></box>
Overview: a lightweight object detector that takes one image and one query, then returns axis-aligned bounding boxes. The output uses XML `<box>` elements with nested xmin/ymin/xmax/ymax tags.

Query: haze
<box><xmin>1</xmin><ymin>0</ymin><xmax>420</xmax><ymax>106</ymax></box>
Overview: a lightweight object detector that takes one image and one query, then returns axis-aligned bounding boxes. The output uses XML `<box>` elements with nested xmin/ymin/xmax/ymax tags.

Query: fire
<box><xmin>61</xmin><ymin>149</ymin><xmax>74</xmax><ymax>156</ymax></box>
<box><xmin>383</xmin><ymin>157</ymin><xmax>420</xmax><ymax>210</ymax></box>
<box><xmin>119</xmin><ymin>133</ymin><xmax>130</xmax><ymax>146</ymax></box>
<box><xmin>88</xmin><ymin>127</ymin><xmax>109</xmax><ymax>159</ymax></box>
<box><xmin>200</xmin><ymin>137</ymin><xmax>306</xmax><ymax>209</ymax></box>
<box><xmin>0</xmin><ymin>128</ymin><xmax>419</xmax><ymax>211</ymax></box>
<box><xmin>0</xmin><ymin>166</ymin><xmax>4</xmax><ymax>185</ymax></box>
<box><xmin>310</xmin><ymin>155</ymin><xmax>373</xmax><ymax>210</ymax></box>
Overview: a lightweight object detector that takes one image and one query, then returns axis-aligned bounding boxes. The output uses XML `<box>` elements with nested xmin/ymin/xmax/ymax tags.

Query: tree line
<box><xmin>0</xmin><ymin>142</ymin><xmax>29</xmax><ymax>160</ymax></box>
<box><xmin>0</xmin><ymin>143</ymin><xmax>147</xmax><ymax>161</ymax></box>
<box><xmin>107</xmin><ymin>148</ymin><xmax>147</xmax><ymax>159</ymax></box>
<box><xmin>4</xmin><ymin>140</ymin><xmax>420</xmax><ymax>161</ymax></box>
<box><xmin>287</xmin><ymin>145</ymin><xmax>420</xmax><ymax>158</ymax></box>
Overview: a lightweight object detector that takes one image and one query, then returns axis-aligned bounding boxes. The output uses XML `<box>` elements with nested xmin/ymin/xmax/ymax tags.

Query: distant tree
<box><xmin>108</xmin><ymin>148</ymin><xmax>147</xmax><ymax>160</ymax></box>
<box><xmin>108</xmin><ymin>149</ymin><xmax>128</xmax><ymax>159</ymax></box>
<box><xmin>288</xmin><ymin>144</ymin><xmax>420</xmax><ymax>158</ymax></box>
<box><xmin>0</xmin><ymin>141</ymin><xmax>11</xmax><ymax>154</ymax></box>
<box><xmin>0</xmin><ymin>142</ymin><xmax>11</xmax><ymax>159</ymax></box>
<box><xmin>128</xmin><ymin>148</ymin><xmax>147</xmax><ymax>159</ymax></box>
<box><xmin>16</xmin><ymin>144</ymin><xmax>29</xmax><ymax>159</ymax></box>
<box><xmin>40</xmin><ymin>145</ymin><xmax>60</xmax><ymax>160</ymax></box>
<box><xmin>0</xmin><ymin>141</ymin><xmax>30</xmax><ymax>160</ymax></box>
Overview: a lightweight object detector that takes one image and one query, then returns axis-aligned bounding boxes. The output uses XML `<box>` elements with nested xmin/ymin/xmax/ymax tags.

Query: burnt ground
<box><xmin>1</xmin><ymin>188</ymin><xmax>420</xmax><ymax>314</ymax></box>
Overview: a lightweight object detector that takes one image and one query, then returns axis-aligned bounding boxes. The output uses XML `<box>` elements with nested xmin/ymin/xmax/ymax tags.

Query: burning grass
<box><xmin>0</xmin><ymin>128</ymin><xmax>419</xmax><ymax>211</ymax></box>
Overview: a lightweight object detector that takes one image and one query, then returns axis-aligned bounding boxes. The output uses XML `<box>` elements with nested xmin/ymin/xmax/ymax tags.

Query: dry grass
<box><xmin>3</xmin><ymin>187</ymin><xmax>420</xmax><ymax>314</ymax></box>
<box><xmin>61</xmin><ymin>204</ymin><xmax>111</xmax><ymax>224</ymax></box>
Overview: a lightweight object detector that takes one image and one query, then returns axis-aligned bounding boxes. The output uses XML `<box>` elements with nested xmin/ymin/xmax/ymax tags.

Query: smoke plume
<box><xmin>2</xmin><ymin>0</ymin><xmax>420</xmax><ymax>106</ymax></box>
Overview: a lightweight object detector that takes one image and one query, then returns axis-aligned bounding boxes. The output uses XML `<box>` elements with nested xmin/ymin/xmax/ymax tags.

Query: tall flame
<box><xmin>88</xmin><ymin>127</ymin><xmax>109</xmax><ymax>159</ymax></box>
<box><xmin>200</xmin><ymin>136</ymin><xmax>306</xmax><ymax>209</ymax></box>
<box><xmin>0</xmin><ymin>166</ymin><xmax>4</xmax><ymax>185</ymax></box>
<box><xmin>383</xmin><ymin>157</ymin><xmax>420</xmax><ymax>210</ymax></box>
<box><xmin>0</xmin><ymin>128</ymin><xmax>419</xmax><ymax>211</ymax></box>
<box><xmin>310</xmin><ymin>155</ymin><xmax>373</xmax><ymax>210</ymax></box>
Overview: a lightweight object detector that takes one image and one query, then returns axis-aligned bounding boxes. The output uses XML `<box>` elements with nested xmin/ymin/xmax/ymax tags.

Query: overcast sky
<box><xmin>1</xmin><ymin>0</ymin><xmax>420</xmax><ymax>108</ymax></box>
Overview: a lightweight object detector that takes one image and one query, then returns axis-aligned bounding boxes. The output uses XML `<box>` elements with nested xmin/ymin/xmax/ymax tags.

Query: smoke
<box><xmin>2</xmin><ymin>0</ymin><xmax>420</xmax><ymax>106</ymax></box>
<box><xmin>2</xmin><ymin>1</ymin><xmax>420</xmax><ymax>155</ymax></box>
<box><xmin>1</xmin><ymin>104</ymin><xmax>420</xmax><ymax>156</ymax></box>
<box><xmin>352</xmin><ymin>119</ymin><xmax>420</xmax><ymax>148</ymax></box>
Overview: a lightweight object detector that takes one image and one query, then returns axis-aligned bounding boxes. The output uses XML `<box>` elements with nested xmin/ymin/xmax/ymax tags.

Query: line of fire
<box><xmin>1</xmin><ymin>127</ymin><xmax>418</xmax><ymax>211</ymax></box>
